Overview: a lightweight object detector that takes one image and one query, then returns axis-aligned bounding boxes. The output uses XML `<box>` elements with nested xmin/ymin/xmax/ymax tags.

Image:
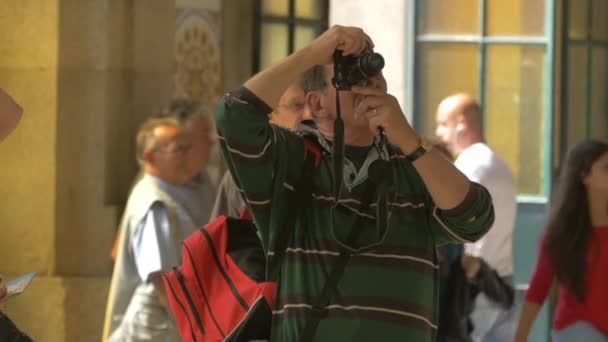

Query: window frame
<box><xmin>559</xmin><ymin>0</ymin><xmax>608</xmax><ymax>159</ymax></box>
<box><xmin>410</xmin><ymin>0</ymin><xmax>557</xmax><ymax>199</ymax></box>
<box><xmin>252</xmin><ymin>0</ymin><xmax>329</xmax><ymax>73</ymax></box>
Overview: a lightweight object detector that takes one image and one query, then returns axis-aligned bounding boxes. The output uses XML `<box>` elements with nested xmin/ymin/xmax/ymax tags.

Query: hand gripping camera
<box><xmin>329</xmin><ymin>50</ymin><xmax>391</xmax><ymax>253</ymax></box>
<box><xmin>332</xmin><ymin>50</ymin><xmax>385</xmax><ymax>90</ymax></box>
<box><xmin>329</xmin><ymin>49</ymin><xmax>386</xmax><ymax>201</ymax></box>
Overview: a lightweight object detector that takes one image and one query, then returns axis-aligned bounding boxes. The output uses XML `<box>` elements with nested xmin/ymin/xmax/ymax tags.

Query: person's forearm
<box><xmin>400</xmin><ymin>138</ymin><xmax>471</xmax><ymax>210</ymax></box>
<box><xmin>515</xmin><ymin>301</ymin><xmax>542</xmax><ymax>342</ymax></box>
<box><xmin>244</xmin><ymin>46</ymin><xmax>317</xmax><ymax>109</ymax></box>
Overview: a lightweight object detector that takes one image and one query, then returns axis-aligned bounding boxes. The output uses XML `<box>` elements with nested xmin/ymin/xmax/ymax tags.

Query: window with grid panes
<box><xmin>564</xmin><ymin>0</ymin><xmax>608</xmax><ymax>150</ymax></box>
<box><xmin>254</xmin><ymin>0</ymin><xmax>328</xmax><ymax>72</ymax></box>
<box><xmin>414</xmin><ymin>0</ymin><xmax>550</xmax><ymax>196</ymax></box>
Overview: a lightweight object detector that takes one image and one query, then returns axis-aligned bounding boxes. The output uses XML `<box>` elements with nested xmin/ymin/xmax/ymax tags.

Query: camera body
<box><xmin>332</xmin><ymin>50</ymin><xmax>385</xmax><ymax>90</ymax></box>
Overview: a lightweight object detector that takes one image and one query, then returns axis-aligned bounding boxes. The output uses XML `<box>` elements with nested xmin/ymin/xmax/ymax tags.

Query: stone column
<box><xmin>0</xmin><ymin>1</ymin><xmax>64</xmax><ymax>340</ymax></box>
<box><xmin>0</xmin><ymin>0</ymin><xmax>174</xmax><ymax>340</ymax></box>
<box><xmin>222</xmin><ymin>0</ymin><xmax>254</xmax><ymax>91</ymax></box>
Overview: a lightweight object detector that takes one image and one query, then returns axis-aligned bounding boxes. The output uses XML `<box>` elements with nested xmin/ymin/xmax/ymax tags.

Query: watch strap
<box><xmin>405</xmin><ymin>139</ymin><xmax>429</xmax><ymax>162</ymax></box>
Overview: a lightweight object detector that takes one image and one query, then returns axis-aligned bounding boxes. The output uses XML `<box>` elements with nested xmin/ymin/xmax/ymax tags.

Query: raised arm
<box><xmin>352</xmin><ymin>84</ymin><xmax>494</xmax><ymax>244</ymax></box>
<box><xmin>243</xmin><ymin>25</ymin><xmax>373</xmax><ymax>108</ymax></box>
<box><xmin>215</xmin><ymin>26</ymin><xmax>375</xmax><ymax>245</ymax></box>
<box><xmin>352</xmin><ymin>85</ymin><xmax>476</xmax><ymax>210</ymax></box>
<box><xmin>0</xmin><ymin>88</ymin><xmax>23</xmax><ymax>142</ymax></box>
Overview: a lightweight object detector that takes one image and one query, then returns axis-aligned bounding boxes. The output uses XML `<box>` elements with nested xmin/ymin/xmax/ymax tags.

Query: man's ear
<box><xmin>143</xmin><ymin>148</ymin><xmax>156</xmax><ymax>165</ymax></box>
<box><xmin>455</xmin><ymin>115</ymin><xmax>466</xmax><ymax>132</ymax></box>
<box><xmin>306</xmin><ymin>91</ymin><xmax>328</xmax><ymax>120</ymax></box>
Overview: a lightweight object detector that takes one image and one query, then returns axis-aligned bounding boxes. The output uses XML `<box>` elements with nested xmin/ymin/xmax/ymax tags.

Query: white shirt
<box><xmin>455</xmin><ymin>143</ymin><xmax>517</xmax><ymax>277</ymax></box>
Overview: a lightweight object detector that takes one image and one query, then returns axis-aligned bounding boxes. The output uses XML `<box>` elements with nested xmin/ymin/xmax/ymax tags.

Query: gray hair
<box><xmin>157</xmin><ymin>98</ymin><xmax>214</xmax><ymax>129</ymax></box>
<box><xmin>299</xmin><ymin>65</ymin><xmax>328</xmax><ymax>94</ymax></box>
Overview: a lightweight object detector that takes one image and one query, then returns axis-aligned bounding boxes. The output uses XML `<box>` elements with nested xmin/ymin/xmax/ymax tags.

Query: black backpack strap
<box><xmin>266</xmin><ymin>137</ymin><xmax>318</xmax><ymax>281</ymax></box>
<box><xmin>298</xmin><ymin>180</ymin><xmax>378</xmax><ymax>342</ymax></box>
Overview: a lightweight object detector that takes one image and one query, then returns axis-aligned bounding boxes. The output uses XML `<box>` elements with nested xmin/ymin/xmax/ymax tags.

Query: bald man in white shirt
<box><xmin>436</xmin><ymin>94</ymin><xmax>518</xmax><ymax>342</ymax></box>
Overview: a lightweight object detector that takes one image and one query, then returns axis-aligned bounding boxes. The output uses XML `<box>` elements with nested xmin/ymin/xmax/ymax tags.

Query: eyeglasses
<box><xmin>155</xmin><ymin>143</ymin><xmax>193</xmax><ymax>155</ymax></box>
<box><xmin>278</xmin><ymin>101</ymin><xmax>305</xmax><ymax>113</ymax></box>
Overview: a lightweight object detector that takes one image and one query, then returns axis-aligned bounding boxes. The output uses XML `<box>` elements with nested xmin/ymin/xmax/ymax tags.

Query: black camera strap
<box><xmin>296</xmin><ymin>68</ymin><xmax>394</xmax><ymax>339</ymax></box>
<box><xmin>298</xmin><ymin>179</ymin><xmax>377</xmax><ymax>342</ymax></box>
<box><xmin>332</xmin><ymin>91</ymin><xmax>345</xmax><ymax>201</ymax></box>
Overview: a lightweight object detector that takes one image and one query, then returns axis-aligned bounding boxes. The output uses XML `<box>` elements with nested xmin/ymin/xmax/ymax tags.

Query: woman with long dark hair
<box><xmin>515</xmin><ymin>139</ymin><xmax>608</xmax><ymax>341</ymax></box>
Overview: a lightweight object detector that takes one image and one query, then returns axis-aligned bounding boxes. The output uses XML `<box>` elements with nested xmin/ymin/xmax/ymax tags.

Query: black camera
<box><xmin>332</xmin><ymin>50</ymin><xmax>385</xmax><ymax>90</ymax></box>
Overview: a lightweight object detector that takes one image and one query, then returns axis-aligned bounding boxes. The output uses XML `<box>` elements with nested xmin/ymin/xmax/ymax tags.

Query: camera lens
<box><xmin>358</xmin><ymin>52</ymin><xmax>385</xmax><ymax>78</ymax></box>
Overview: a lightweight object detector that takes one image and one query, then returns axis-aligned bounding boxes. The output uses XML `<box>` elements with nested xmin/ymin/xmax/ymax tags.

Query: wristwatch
<box><xmin>406</xmin><ymin>138</ymin><xmax>432</xmax><ymax>162</ymax></box>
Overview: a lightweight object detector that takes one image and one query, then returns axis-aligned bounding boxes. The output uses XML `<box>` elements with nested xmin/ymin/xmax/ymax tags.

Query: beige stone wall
<box><xmin>1</xmin><ymin>1</ymin><xmax>63</xmax><ymax>338</ymax></box>
<box><xmin>0</xmin><ymin>0</ymin><xmax>255</xmax><ymax>340</ymax></box>
<box><xmin>0</xmin><ymin>0</ymin><xmax>58</xmax><ymax>280</ymax></box>
<box><xmin>0</xmin><ymin>0</ymin><xmax>174</xmax><ymax>340</ymax></box>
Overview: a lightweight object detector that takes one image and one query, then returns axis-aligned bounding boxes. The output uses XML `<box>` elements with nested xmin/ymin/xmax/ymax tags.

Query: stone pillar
<box><xmin>0</xmin><ymin>1</ymin><xmax>63</xmax><ymax>340</ymax></box>
<box><xmin>0</xmin><ymin>0</ymin><xmax>59</xmax><ymax>280</ymax></box>
<box><xmin>0</xmin><ymin>0</ymin><xmax>174</xmax><ymax>340</ymax></box>
<box><xmin>215</xmin><ymin>0</ymin><xmax>255</xmax><ymax>179</ymax></box>
<box><xmin>131</xmin><ymin>0</ymin><xmax>176</xmax><ymax>148</ymax></box>
<box><xmin>222</xmin><ymin>0</ymin><xmax>254</xmax><ymax>91</ymax></box>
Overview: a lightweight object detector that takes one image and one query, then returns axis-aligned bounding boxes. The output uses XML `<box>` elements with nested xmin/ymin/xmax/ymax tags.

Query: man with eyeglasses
<box><xmin>103</xmin><ymin>100</ymin><xmax>216</xmax><ymax>342</ymax></box>
<box><xmin>210</xmin><ymin>82</ymin><xmax>312</xmax><ymax>219</ymax></box>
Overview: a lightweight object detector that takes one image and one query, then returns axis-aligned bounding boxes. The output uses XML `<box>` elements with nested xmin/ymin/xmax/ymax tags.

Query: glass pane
<box><xmin>592</xmin><ymin>0</ymin><xmax>608</xmax><ymax>41</ymax></box>
<box><xmin>262</xmin><ymin>0</ymin><xmax>289</xmax><ymax>16</ymax></box>
<box><xmin>294</xmin><ymin>25</ymin><xmax>317</xmax><ymax>51</ymax></box>
<box><xmin>591</xmin><ymin>47</ymin><xmax>608</xmax><ymax>140</ymax></box>
<box><xmin>569</xmin><ymin>0</ymin><xmax>589</xmax><ymax>40</ymax></box>
<box><xmin>418</xmin><ymin>44</ymin><xmax>479</xmax><ymax>136</ymax></box>
<box><xmin>567</xmin><ymin>46</ymin><xmax>588</xmax><ymax>148</ymax></box>
<box><xmin>486</xmin><ymin>0</ymin><xmax>544</xmax><ymax>36</ymax></box>
<box><xmin>260</xmin><ymin>23</ymin><xmax>289</xmax><ymax>70</ymax></box>
<box><xmin>486</xmin><ymin>45</ymin><xmax>546</xmax><ymax>195</ymax></box>
<box><xmin>296</xmin><ymin>0</ymin><xmax>323</xmax><ymax>19</ymax></box>
<box><xmin>418</xmin><ymin>0</ymin><xmax>479</xmax><ymax>34</ymax></box>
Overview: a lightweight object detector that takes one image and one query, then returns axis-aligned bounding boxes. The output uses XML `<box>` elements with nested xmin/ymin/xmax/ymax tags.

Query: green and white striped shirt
<box><xmin>215</xmin><ymin>87</ymin><xmax>494</xmax><ymax>342</ymax></box>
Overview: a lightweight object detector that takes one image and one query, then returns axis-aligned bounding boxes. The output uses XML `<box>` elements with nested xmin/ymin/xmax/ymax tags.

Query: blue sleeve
<box><xmin>131</xmin><ymin>202</ymin><xmax>179</xmax><ymax>282</ymax></box>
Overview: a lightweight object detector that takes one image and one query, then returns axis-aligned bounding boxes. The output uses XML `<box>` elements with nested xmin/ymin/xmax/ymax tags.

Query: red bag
<box><xmin>163</xmin><ymin>210</ymin><xmax>276</xmax><ymax>341</ymax></box>
<box><xmin>163</xmin><ymin>137</ymin><xmax>321</xmax><ymax>341</ymax></box>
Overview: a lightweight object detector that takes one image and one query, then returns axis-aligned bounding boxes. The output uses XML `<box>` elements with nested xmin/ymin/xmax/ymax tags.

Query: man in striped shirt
<box><xmin>215</xmin><ymin>26</ymin><xmax>494</xmax><ymax>341</ymax></box>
